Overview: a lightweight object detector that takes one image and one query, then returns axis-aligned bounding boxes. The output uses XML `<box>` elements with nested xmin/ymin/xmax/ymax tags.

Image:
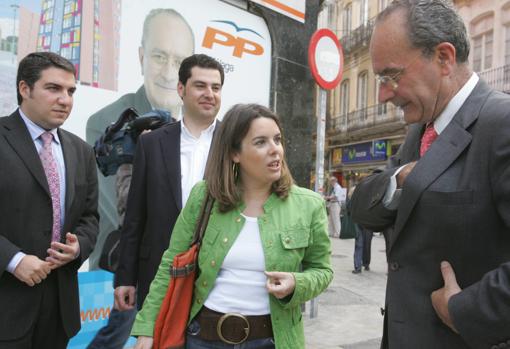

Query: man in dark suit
<box><xmin>351</xmin><ymin>1</ymin><xmax>510</xmax><ymax>348</ymax></box>
<box><xmin>114</xmin><ymin>54</ymin><xmax>224</xmax><ymax>313</ymax></box>
<box><xmin>86</xmin><ymin>9</ymin><xmax>194</xmax><ymax>349</ymax></box>
<box><xmin>0</xmin><ymin>52</ymin><xmax>98</xmax><ymax>348</ymax></box>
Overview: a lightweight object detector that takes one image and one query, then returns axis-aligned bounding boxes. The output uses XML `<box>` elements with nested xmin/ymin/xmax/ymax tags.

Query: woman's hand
<box><xmin>265</xmin><ymin>271</ymin><xmax>296</xmax><ymax>299</ymax></box>
<box><xmin>134</xmin><ymin>336</ymin><xmax>154</xmax><ymax>349</ymax></box>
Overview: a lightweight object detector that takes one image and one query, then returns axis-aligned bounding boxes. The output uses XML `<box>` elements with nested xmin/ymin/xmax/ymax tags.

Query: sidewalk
<box><xmin>304</xmin><ymin>234</ymin><xmax>387</xmax><ymax>349</ymax></box>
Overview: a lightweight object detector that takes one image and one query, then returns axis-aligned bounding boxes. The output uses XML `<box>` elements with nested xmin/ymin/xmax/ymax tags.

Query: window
<box><xmin>62</xmin><ymin>32</ymin><xmax>70</xmax><ymax>44</ymax></box>
<box><xmin>343</xmin><ymin>4</ymin><xmax>352</xmax><ymax>35</ymax></box>
<box><xmin>472</xmin><ymin>31</ymin><xmax>493</xmax><ymax>72</ymax></box>
<box><xmin>340</xmin><ymin>80</ymin><xmax>350</xmax><ymax>117</ymax></box>
<box><xmin>379</xmin><ymin>0</ymin><xmax>388</xmax><ymax>11</ymax></box>
<box><xmin>470</xmin><ymin>14</ymin><xmax>494</xmax><ymax>72</ymax></box>
<box><xmin>506</xmin><ymin>26</ymin><xmax>510</xmax><ymax>66</ymax></box>
<box><xmin>360</xmin><ymin>0</ymin><xmax>369</xmax><ymax>25</ymax></box>
<box><xmin>60</xmin><ymin>46</ymin><xmax>71</xmax><ymax>59</ymax></box>
<box><xmin>63</xmin><ymin>17</ymin><xmax>72</xmax><ymax>28</ymax></box>
<box><xmin>357</xmin><ymin>71</ymin><xmax>368</xmax><ymax>120</ymax></box>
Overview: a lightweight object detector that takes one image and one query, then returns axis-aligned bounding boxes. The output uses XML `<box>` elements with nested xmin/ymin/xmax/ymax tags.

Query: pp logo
<box><xmin>202</xmin><ymin>20</ymin><xmax>264</xmax><ymax>58</ymax></box>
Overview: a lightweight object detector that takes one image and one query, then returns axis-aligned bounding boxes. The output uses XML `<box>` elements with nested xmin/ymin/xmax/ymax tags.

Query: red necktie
<box><xmin>420</xmin><ymin>123</ymin><xmax>438</xmax><ymax>157</ymax></box>
<box><xmin>39</xmin><ymin>132</ymin><xmax>61</xmax><ymax>242</ymax></box>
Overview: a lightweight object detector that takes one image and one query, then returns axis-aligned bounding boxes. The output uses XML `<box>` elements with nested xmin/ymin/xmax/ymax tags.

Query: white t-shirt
<box><xmin>204</xmin><ymin>214</ymin><xmax>270</xmax><ymax>315</ymax></box>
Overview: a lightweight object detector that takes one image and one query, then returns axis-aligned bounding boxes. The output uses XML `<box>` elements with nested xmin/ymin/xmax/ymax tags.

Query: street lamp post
<box><xmin>10</xmin><ymin>4</ymin><xmax>19</xmax><ymax>64</ymax></box>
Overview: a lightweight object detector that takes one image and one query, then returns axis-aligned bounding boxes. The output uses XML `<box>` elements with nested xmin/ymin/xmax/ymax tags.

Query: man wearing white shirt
<box><xmin>350</xmin><ymin>1</ymin><xmax>510</xmax><ymax>348</ymax></box>
<box><xmin>325</xmin><ymin>176</ymin><xmax>345</xmax><ymax>237</ymax></box>
<box><xmin>114</xmin><ymin>54</ymin><xmax>224</xmax><ymax>318</ymax></box>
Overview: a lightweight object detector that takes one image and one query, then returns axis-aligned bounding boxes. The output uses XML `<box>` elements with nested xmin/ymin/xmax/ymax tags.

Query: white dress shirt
<box><xmin>180</xmin><ymin>119</ymin><xmax>216</xmax><ymax>207</ymax></box>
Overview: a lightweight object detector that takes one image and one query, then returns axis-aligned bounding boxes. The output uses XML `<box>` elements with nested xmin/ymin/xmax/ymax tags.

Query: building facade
<box><xmin>35</xmin><ymin>0</ymin><xmax>120</xmax><ymax>90</ymax></box>
<box><xmin>321</xmin><ymin>0</ymin><xmax>406</xmax><ymax>190</ymax></box>
<box><xmin>322</xmin><ymin>0</ymin><xmax>510</xmax><ymax>191</ymax></box>
<box><xmin>454</xmin><ymin>0</ymin><xmax>510</xmax><ymax>93</ymax></box>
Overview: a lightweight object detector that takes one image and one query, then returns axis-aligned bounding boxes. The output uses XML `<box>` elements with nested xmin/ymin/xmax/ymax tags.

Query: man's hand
<box><xmin>114</xmin><ymin>286</ymin><xmax>136</xmax><ymax>311</ymax></box>
<box><xmin>46</xmin><ymin>232</ymin><xmax>80</xmax><ymax>268</ymax></box>
<box><xmin>431</xmin><ymin>261</ymin><xmax>461</xmax><ymax>333</ymax></box>
<box><xmin>265</xmin><ymin>271</ymin><xmax>296</xmax><ymax>299</ymax></box>
<box><xmin>396</xmin><ymin>161</ymin><xmax>417</xmax><ymax>188</ymax></box>
<box><xmin>13</xmin><ymin>255</ymin><xmax>52</xmax><ymax>286</ymax></box>
<box><xmin>134</xmin><ymin>336</ymin><xmax>153</xmax><ymax>349</ymax></box>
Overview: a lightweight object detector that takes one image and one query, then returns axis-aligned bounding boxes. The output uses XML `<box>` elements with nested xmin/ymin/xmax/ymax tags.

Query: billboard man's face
<box><xmin>139</xmin><ymin>13</ymin><xmax>194</xmax><ymax>116</ymax></box>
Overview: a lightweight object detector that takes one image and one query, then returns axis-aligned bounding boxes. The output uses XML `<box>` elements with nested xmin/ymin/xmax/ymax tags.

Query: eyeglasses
<box><xmin>375</xmin><ymin>53</ymin><xmax>422</xmax><ymax>91</ymax></box>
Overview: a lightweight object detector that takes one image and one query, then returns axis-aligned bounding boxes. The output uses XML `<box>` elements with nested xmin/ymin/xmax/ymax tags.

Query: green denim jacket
<box><xmin>131</xmin><ymin>181</ymin><xmax>333</xmax><ymax>348</ymax></box>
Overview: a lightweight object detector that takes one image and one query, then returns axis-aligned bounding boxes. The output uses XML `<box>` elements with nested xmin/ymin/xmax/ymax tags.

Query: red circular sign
<box><xmin>308</xmin><ymin>29</ymin><xmax>344</xmax><ymax>90</ymax></box>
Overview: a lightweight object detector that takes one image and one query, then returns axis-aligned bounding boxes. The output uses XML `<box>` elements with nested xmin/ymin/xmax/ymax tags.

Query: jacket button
<box><xmin>197</xmin><ymin>298</ymin><xmax>202</xmax><ymax>304</ymax></box>
<box><xmin>223</xmin><ymin>237</ymin><xmax>228</xmax><ymax>243</ymax></box>
<box><xmin>236</xmin><ymin>217</ymin><xmax>241</xmax><ymax>223</ymax></box>
<box><xmin>285</xmin><ymin>237</ymin><xmax>291</xmax><ymax>244</ymax></box>
<box><xmin>202</xmin><ymin>281</ymin><xmax>207</xmax><ymax>287</ymax></box>
<box><xmin>210</xmin><ymin>260</ymin><xmax>216</xmax><ymax>267</ymax></box>
<box><xmin>389</xmin><ymin>262</ymin><xmax>400</xmax><ymax>271</ymax></box>
<box><xmin>380</xmin><ymin>307</ymin><xmax>385</xmax><ymax>316</ymax></box>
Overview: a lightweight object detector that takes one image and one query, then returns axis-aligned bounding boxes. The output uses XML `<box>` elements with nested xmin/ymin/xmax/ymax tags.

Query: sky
<box><xmin>0</xmin><ymin>0</ymin><xmax>40</xmax><ymax>39</ymax></box>
<box><xmin>0</xmin><ymin>0</ymin><xmax>41</xmax><ymax>18</ymax></box>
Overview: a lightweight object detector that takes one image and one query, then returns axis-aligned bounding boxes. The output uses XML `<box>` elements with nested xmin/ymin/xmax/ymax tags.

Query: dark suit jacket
<box><xmin>351</xmin><ymin>80</ymin><xmax>510</xmax><ymax>349</ymax></box>
<box><xmin>0</xmin><ymin>111</ymin><xmax>99</xmax><ymax>340</ymax></box>
<box><xmin>114</xmin><ymin>121</ymin><xmax>182</xmax><ymax>308</ymax></box>
<box><xmin>86</xmin><ymin>86</ymin><xmax>152</xmax><ymax>269</ymax></box>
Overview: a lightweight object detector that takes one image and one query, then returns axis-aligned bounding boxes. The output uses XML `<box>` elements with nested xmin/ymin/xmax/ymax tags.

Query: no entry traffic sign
<box><xmin>308</xmin><ymin>29</ymin><xmax>344</xmax><ymax>90</ymax></box>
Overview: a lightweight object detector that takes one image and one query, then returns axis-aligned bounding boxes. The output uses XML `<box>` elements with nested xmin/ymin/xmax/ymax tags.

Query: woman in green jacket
<box><xmin>133</xmin><ymin>103</ymin><xmax>333</xmax><ymax>349</ymax></box>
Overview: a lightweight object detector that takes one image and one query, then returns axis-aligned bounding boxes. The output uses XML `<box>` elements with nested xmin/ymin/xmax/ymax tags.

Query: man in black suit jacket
<box><xmin>351</xmin><ymin>1</ymin><xmax>510</xmax><ymax>348</ymax></box>
<box><xmin>0</xmin><ymin>52</ymin><xmax>98</xmax><ymax>348</ymax></box>
<box><xmin>114</xmin><ymin>54</ymin><xmax>224</xmax><ymax>312</ymax></box>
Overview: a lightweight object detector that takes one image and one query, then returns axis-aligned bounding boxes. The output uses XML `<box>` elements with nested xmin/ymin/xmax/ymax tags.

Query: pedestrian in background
<box><xmin>132</xmin><ymin>103</ymin><xmax>333</xmax><ymax>349</ymax></box>
<box><xmin>325</xmin><ymin>176</ymin><xmax>346</xmax><ymax>238</ymax></box>
<box><xmin>351</xmin><ymin>0</ymin><xmax>510</xmax><ymax>347</ymax></box>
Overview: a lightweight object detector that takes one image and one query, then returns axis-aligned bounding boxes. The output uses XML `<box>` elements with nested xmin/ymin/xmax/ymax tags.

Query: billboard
<box><xmin>0</xmin><ymin>0</ymin><xmax>272</xmax><ymax>139</ymax></box>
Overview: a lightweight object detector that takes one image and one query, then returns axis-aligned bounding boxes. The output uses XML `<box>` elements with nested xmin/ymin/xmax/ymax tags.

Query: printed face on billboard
<box><xmin>139</xmin><ymin>10</ymin><xmax>194</xmax><ymax>116</ymax></box>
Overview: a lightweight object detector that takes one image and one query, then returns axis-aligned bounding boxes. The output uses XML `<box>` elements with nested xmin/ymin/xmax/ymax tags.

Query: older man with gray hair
<box><xmin>351</xmin><ymin>0</ymin><xmax>510</xmax><ymax>347</ymax></box>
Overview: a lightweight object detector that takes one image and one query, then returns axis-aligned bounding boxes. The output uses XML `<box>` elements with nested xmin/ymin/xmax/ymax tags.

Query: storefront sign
<box><xmin>342</xmin><ymin>140</ymin><xmax>387</xmax><ymax>163</ymax></box>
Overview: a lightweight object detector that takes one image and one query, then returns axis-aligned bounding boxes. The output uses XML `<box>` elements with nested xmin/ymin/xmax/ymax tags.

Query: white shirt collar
<box><xmin>433</xmin><ymin>73</ymin><xmax>479</xmax><ymax>134</ymax></box>
<box><xmin>180</xmin><ymin>118</ymin><xmax>217</xmax><ymax>139</ymax></box>
<box><xmin>18</xmin><ymin>108</ymin><xmax>61</xmax><ymax>144</ymax></box>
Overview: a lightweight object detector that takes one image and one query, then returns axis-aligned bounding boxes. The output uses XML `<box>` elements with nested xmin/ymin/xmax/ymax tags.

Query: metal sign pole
<box><xmin>310</xmin><ymin>88</ymin><xmax>327</xmax><ymax>319</ymax></box>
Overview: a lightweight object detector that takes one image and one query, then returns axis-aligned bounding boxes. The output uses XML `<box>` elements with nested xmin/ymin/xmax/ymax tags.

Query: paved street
<box><xmin>304</xmin><ymin>234</ymin><xmax>387</xmax><ymax>349</ymax></box>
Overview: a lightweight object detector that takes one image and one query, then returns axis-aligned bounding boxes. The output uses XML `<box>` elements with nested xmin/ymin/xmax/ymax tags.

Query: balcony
<box><xmin>340</xmin><ymin>18</ymin><xmax>374</xmax><ymax>55</ymax></box>
<box><xmin>477</xmin><ymin>65</ymin><xmax>510</xmax><ymax>93</ymax></box>
<box><xmin>329</xmin><ymin>103</ymin><xmax>405</xmax><ymax>142</ymax></box>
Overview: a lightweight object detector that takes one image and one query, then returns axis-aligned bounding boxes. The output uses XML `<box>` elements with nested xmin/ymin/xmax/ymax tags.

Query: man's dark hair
<box><xmin>16</xmin><ymin>51</ymin><xmax>76</xmax><ymax>105</ymax></box>
<box><xmin>178</xmin><ymin>54</ymin><xmax>225</xmax><ymax>86</ymax></box>
<box><xmin>377</xmin><ymin>0</ymin><xmax>470</xmax><ymax>63</ymax></box>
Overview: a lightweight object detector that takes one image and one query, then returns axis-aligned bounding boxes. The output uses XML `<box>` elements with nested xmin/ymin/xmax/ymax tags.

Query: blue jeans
<box><xmin>87</xmin><ymin>307</ymin><xmax>136</xmax><ymax>349</ymax></box>
<box><xmin>186</xmin><ymin>319</ymin><xmax>275</xmax><ymax>349</ymax></box>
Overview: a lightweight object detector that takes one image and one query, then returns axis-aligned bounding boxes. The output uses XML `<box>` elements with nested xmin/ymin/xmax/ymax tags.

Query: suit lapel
<box><xmin>59</xmin><ymin>129</ymin><xmax>76</xmax><ymax>215</ymax></box>
<box><xmin>160</xmin><ymin>122</ymin><xmax>182</xmax><ymax>210</ymax></box>
<box><xmin>389</xmin><ymin>80</ymin><xmax>491</xmax><ymax>251</ymax></box>
<box><xmin>2</xmin><ymin>111</ymin><xmax>50</xmax><ymax>196</ymax></box>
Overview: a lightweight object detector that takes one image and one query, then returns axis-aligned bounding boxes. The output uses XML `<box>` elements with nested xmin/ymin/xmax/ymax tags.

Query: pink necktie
<box><xmin>40</xmin><ymin>132</ymin><xmax>61</xmax><ymax>242</ymax></box>
<box><xmin>420</xmin><ymin>123</ymin><xmax>438</xmax><ymax>157</ymax></box>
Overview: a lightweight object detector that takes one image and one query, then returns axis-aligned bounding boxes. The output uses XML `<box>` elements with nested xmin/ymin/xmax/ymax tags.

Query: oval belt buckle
<box><xmin>217</xmin><ymin>313</ymin><xmax>250</xmax><ymax>345</ymax></box>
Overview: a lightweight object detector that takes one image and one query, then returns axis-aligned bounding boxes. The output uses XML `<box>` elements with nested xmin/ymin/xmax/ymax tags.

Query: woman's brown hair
<box><xmin>205</xmin><ymin>103</ymin><xmax>294</xmax><ymax>212</ymax></box>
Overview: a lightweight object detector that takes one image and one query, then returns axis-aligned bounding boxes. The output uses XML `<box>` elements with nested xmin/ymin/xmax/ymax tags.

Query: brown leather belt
<box><xmin>195</xmin><ymin>307</ymin><xmax>273</xmax><ymax>344</ymax></box>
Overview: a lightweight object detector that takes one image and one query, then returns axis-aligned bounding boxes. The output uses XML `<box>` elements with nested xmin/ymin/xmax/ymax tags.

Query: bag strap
<box><xmin>191</xmin><ymin>191</ymin><xmax>215</xmax><ymax>248</ymax></box>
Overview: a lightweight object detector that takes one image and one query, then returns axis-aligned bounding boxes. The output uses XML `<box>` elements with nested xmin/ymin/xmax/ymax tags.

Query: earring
<box><xmin>232</xmin><ymin>162</ymin><xmax>239</xmax><ymax>179</ymax></box>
